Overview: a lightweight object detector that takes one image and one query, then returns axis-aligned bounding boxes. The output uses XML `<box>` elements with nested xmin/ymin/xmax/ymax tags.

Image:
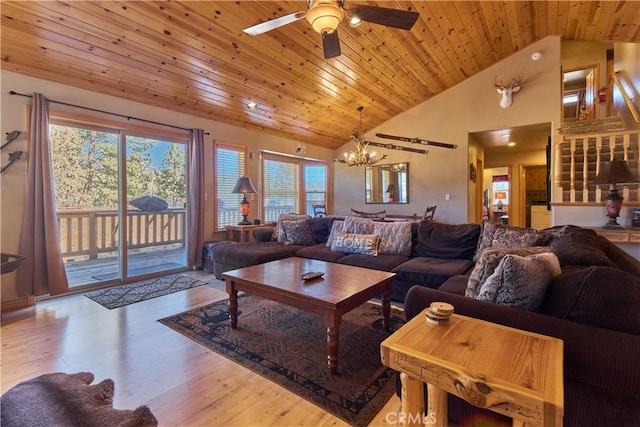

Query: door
<box><xmin>50</xmin><ymin>121</ymin><xmax>188</xmax><ymax>288</ymax></box>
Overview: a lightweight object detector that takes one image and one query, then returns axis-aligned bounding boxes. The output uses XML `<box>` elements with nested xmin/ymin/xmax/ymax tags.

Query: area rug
<box><xmin>0</xmin><ymin>372</ymin><xmax>157</xmax><ymax>427</ymax></box>
<box><xmin>85</xmin><ymin>273</ymin><xmax>211</xmax><ymax>309</ymax></box>
<box><xmin>159</xmin><ymin>295</ymin><xmax>405</xmax><ymax>426</ymax></box>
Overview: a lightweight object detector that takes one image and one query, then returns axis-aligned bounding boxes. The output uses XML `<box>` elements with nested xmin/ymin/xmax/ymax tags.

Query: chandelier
<box><xmin>337</xmin><ymin>107</ymin><xmax>388</xmax><ymax>167</ymax></box>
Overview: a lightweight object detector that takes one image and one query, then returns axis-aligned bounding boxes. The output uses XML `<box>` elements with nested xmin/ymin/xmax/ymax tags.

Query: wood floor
<box><xmin>0</xmin><ymin>271</ymin><xmax>401</xmax><ymax>426</ymax></box>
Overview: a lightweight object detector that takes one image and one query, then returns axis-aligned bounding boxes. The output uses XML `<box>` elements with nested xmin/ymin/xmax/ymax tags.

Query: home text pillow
<box><xmin>342</xmin><ymin>216</ymin><xmax>375</xmax><ymax>234</ymax></box>
<box><xmin>373</xmin><ymin>221</ymin><xmax>412</xmax><ymax>256</ymax></box>
<box><xmin>475</xmin><ymin>252</ymin><xmax>561</xmax><ymax>311</ymax></box>
<box><xmin>474</xmin><ymin>221</ymin><xmax>552</xmax><ymax>261</ymax></box>
<box><xmin>273</xmin><ymin>213</ymin><xmax>310</xmax><ymax>242</ymax></box>
<box><xmin>282</xmin><ymin>219</ymin><xmax>315</xmax><ymax>246</ymax></box>
<box><xmin>330</xmin><ymin>231</ymin><xmax>380</xmax><ymax>256</ymax></box>
<box><xmin>466</xmin><ymin>246</ymin><xmax>551</xmax><ymax>298</ymax></box>
<box><xmin>325</xmin><ymin>219</ymin><xmax>344</xmax><ymax>247</ymax></box>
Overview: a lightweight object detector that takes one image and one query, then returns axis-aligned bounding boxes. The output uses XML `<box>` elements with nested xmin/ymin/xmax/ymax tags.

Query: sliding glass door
<box><xmin>50</xmin><ymin>121</ymin><xmax>188</xmax><ymax>288</ymax></box>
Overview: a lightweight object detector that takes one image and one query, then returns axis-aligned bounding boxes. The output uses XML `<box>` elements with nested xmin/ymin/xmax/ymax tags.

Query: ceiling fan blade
<box><xmin>322</xmin><ymin>30</ymin><xmax>341</xmax><ymax>59</ymax></box>
<box><xmin>243</xmin><ymin>11</ymin><xmax>306</xmax><ymax>36</ymax></box>
<box><xmin>345</xmin><ymin>4</ymin><xmax>419</xmax><ymax>30</ymax></box>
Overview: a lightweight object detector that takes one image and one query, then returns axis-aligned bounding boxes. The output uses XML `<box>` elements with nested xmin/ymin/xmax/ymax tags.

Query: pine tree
<box><xmin>156</xmin><ymin>144</ymin><xmax>186</xmax><ymax>207</ymax></box>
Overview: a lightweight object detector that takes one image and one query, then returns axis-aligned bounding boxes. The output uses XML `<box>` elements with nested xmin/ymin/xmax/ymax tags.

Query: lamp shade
<box><xmin>592</xmin><ymin>160</ymin><xmax>640</xmax><ymax>185</ymax></box>
<box><xmin>305</xmin><ymin>3</ymin><xmax>343</xmax><ymax>33</ymax></box>
<box><xmin>386</xmin><ymin>184</ymin><xmax>396</xmax><ymax>194</ymax></box>
<box><xmin>232</xmin><ymin>176</ymin><xmax>257</xmax><ymax>194</ymax></box>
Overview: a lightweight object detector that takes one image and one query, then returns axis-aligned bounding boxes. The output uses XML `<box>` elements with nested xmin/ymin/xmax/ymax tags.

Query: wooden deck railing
<box><xmin>554</xmin><ymin>128</ymin><xmax>640</xmax><ymax>204</ymax></box>
<box><xmin>57</xmin><ymin>208</ymin><xmax>186</xmax><ymax>259</ymax></box>
<box><xmin>217</xmin><ymin>205</ymin><xmax>296</xmax><ymax>230</ymax></box>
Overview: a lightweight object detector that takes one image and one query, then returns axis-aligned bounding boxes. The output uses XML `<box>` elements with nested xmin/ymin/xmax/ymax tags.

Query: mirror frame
<box><xmin>365</xmin><ymin>162</ymin><xmax>409</xmax><ymax>204</ymax></box>
<box><xmin>561</xmin><ymin>64</ymin><xmax>600</xmax><ymax>123</ymax></box>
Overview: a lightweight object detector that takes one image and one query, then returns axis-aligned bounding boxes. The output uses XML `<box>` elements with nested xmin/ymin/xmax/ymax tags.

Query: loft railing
<box><xmin>57</xmin><ymin>208</ymin><xmax>186</xmax><ymax>259</ymax></box>
<box><xmin>554</xmin><ymin>128</ymin><xmax>640</xmax><ymax>204</ymax></box>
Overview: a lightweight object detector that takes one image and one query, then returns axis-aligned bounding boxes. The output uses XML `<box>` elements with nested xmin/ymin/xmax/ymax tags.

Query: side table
<box><xmin>225</xmin><ymin>224</ymin><xmax>261</xmax><ymax>242</ymax></box>
<box><xmin>381</xmin><ymin>311</ymin><xmax>563</xmax><ymax>427</ymax></box>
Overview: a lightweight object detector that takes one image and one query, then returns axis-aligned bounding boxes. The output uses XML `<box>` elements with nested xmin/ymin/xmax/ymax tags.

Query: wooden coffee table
<box><xmin>222</xmin><ymin>257</ymin><xmax>395</xmax><ymax>374</ymax></box>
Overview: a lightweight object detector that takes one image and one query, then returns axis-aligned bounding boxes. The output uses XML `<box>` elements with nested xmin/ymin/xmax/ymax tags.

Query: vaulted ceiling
<box><xmin>2</xmin><ymin>1</ymin><xmax>638</xmax><ymax>149</ymax></box>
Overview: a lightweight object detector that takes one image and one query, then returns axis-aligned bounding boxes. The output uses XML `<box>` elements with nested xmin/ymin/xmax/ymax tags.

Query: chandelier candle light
<box><xmin>232</xmin><ymin>176</ymin><xmax>257</xmax><ymax>225</ymax></box>
<box><xmin>337</xmin><ymin>106</ymin><xmax>387</xmax><ymax>167</ymax></box>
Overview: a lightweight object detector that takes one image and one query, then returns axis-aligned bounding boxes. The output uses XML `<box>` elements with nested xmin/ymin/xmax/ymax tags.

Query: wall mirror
<box><xmin>562</xmin><ymin>65</ymin><xmax>599</xmax><ymax>122</ymax></box>
<box><xmin>365</xmin><ymin>162</ymin><xmax>409</xmax><ymax>204</ymax></box>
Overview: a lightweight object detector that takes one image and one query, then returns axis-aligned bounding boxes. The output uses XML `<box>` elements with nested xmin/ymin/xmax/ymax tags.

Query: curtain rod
<box><xmin>9</xmin><ymin>90</ymin><xmax>209</xmax><ymax>135</ymax></box>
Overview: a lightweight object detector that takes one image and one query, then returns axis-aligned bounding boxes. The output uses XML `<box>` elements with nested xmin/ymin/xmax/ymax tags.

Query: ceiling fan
<box><xmin>242</xmin><ymin>0</ymin><xmax>419</xmax><ymax>59</ymax></box>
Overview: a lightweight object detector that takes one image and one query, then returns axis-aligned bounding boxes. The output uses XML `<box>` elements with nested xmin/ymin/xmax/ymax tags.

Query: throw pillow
<box><xmin>373</xmin><ymin>221</ymin><xmax>412</xmax><ymax>256</ymax></box>
<box><xmin>540</xmin><ymin>266</ymin><xmax>640</xmax><ymax>334</ymax></box>
<box><xmin>342</xmin><ymin>216</ymin><xmax>375</xmax><ymax>234</ymax></box>
<box><xmin>416</xmin><ymin>221</ymin><xmax>481</xmax><ymax>260</ymax></box>
<box><xmin>325</xmin><ymin>219</ymin><xmax>345</xmax><ymax>247</ymax></box>
<box><xmin>466</xmin><ymin>246</ymin><xmax>551</xmax><ymax>298</ymax></box>
<box><xmin>474</xmin><ymin>221</ymin><xmax>552</xmax><ymax>261</ymax></box>
<box><xmin>281</xmin><ymin>219</ymin><xmax>315</xmax><ymax>246</ymax></box>
<box><xmin>475</xmin><ymin>252</ymin><xmax>561</xmax><ymax>311</ymax></box>
<box><xmin>330</xmin><ymin>231</ymin><xmax>380</xmax><ymax>256</ymax></box>
<box><xmin>549</xmin><ymin>227</ymin><xmax>617</xmax><ymax>268</ymax></box>
<box><xmin>273</xmin><ymin>213</ymin><xmax>310</xmax><ymax>242</ymax></box>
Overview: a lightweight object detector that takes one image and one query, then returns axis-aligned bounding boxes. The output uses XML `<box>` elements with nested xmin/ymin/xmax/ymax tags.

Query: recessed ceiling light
<box><xmin>247</xmin><ymin>102</ymin><xmax>257</xmax><ymax>109</ymax></box>
<box><xmin>531</xmin><ymin>51</ymin><xmax>542</xmax><ymax>61</ymax></box>
<box><xmin>507</xmin><ymin>142</ymin><xmax>516</xmax><ymax>147</ymax></box>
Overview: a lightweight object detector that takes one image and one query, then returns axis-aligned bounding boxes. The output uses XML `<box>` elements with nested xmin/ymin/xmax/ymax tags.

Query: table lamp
<box><xmin>386</xmin><ymin>184</ymin><xmax>396</xmax><ymax>202</ymax></box>
<box><xmin>232</xmin><ymin>176</ymin><xmax>257</xmax><ymax>225</ymax></box>
<box><xmin>495</xmin><ymin>191</ymin><xmax>507</xmax><ymax>211</ymax></box>
<box><xmin>592</xmin><ymin>159</ymin><xmax>639</xmax><ymax>229</ymax></box>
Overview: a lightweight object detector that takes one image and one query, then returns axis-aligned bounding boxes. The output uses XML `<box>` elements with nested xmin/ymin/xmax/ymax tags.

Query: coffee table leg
<box><xmin>325</xmin><ymin>314</ymin><xmax>340</xmax><ymax>375</ymax></box>
<box><xmin>227</xmin><ymin>281</ymin><xmax>238</xmax><ymax>329</ymax></box>
<box><xmin>382</xmin><ymin>284</ymin><xmax>391</xmax><ymax>332</ymax></box>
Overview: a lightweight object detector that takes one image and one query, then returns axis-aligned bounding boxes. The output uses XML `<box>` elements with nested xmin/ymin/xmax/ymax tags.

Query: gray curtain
<box><xmin>187</xmin><ymin>128</ymin><xmax>205</xmax><ymax>268</ymax></box>
<box><xmin>17</xmin><ymin>93</ymin><xmax>69</xmax><ymax>297</ymax></box>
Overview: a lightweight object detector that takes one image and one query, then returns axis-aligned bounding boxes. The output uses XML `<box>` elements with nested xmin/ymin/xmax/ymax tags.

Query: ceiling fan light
<box><xmin>349</xmin><ymin>16</ymin><xmax>362</xmax><ymax>27</ymax></box>
<box><xmin>306</xmin><ymin>4</ymin><xmax>344</xmax><ymax>34</ymax></box>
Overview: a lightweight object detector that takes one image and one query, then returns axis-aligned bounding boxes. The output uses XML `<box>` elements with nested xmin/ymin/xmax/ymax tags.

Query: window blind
<box><xmin>216</xmin><ymin>144</ymin><xmax>246</xmax><ymax>229</ymax></box>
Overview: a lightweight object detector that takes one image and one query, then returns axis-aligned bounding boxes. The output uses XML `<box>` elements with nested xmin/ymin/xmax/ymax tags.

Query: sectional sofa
<box><xmin>207</xmin><ymin>214</ymin><xmax>640</xmax><ymax>426</ymax></box>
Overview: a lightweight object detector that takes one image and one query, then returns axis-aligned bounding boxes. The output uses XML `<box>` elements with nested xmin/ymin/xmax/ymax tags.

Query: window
<box><xmin>215</xmin><ymin>143</ymin><xmax>247</xmax><ymax>229</ymax></box>
<box><xmin>492</xmin><ymin>174</ymin><xmax>510</xmax><ymax>207</ymax></box>
<box><xmin>261</xmin><ymin>152</ymin><xmax>328</xmax><ymax>221</ymax></box>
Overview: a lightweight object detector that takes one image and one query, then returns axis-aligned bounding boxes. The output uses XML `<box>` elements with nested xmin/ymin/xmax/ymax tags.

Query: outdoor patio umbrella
<box><xmin>130</xmin><ymin>195</ymin><xmax>168</xmax><ymax>212</ymax></box>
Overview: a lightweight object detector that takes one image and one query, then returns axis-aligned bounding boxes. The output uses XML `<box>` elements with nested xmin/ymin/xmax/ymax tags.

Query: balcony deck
<box><xmin>64</xmin><ymin>245</ymin><xmax>186</xmax><ymax>288</ymax></box>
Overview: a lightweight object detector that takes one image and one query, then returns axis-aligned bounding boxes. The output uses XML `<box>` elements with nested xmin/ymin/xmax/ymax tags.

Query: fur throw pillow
<box><xmin>466</xmin><ymin>246</ymin><xmax>551</xmax><ymax>298</ymax></box>
<box><xmin>475</xmin><ymin>252</ymin><xmax>561</xmax><ymax>311</ymax></box>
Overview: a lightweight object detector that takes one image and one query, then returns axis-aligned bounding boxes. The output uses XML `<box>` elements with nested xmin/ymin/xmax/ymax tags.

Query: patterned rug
<box><xmin>85</xmin><ymin>273</ymin><xmax>211</xmax><ymax>309</ymax></box>
<box><xmin>158</xmin><ymin>294</ymin><xmax>405</xmax><ymax>426</ymax></box>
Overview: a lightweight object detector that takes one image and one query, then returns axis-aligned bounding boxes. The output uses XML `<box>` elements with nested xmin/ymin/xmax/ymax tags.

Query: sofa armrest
<box><xmin>404</xmin><ymin>285</ymin><xmax>640</xmax><ymax>400</ymax></box>
<box><xmin>252</xmin><ymin>226</ymin><xmax>276</xmax><ymax>242</ymax></box>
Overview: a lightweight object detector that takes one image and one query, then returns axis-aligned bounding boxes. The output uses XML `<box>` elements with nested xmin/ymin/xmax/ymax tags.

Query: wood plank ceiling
<box><xmin>2</xmin><ymin>1</ymin><xmax>639</xmax><ymax>149</ymax></box>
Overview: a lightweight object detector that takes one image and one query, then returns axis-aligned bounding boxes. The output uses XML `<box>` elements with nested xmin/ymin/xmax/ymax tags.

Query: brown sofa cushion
<box><xmin>540</xmin><ymin>266</ymin><xmax>640</xmax><ymax>335</ymax></box>
<box><xmin>549</xmin><ymin>227</ymin><xmax>617</xmax><ymax>268</ymax></box>
<box><xmin>416</xmin><ymin>221</ymin><xmax>480</xmax><ymax>260</ymax></box>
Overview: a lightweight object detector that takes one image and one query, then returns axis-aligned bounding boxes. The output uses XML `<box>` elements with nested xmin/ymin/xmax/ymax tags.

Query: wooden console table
<box><xmin>381</xmin><ymin>311</ymin><xmax>564</xmax><ymax>427</ymax></box>
<box><xmin>585</xmin><ymin>227</ymin><xmax>640</xmax><ymax>244</ymax></box>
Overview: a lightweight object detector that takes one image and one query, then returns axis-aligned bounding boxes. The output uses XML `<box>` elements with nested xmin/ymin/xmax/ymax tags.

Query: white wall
<box><xmin>0</xmin><ymin>70</ymin><xmax>335</xmax><ymax>301</ymax></box>
<box><xmin>333</xmin><ymin>36</ymin><xmax>562</xmax><ymax>224</ymax></box>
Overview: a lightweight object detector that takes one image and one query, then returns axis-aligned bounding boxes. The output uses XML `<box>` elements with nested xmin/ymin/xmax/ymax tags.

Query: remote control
<box><xmin>301</xmin><ymin>271</ymin><xmax>324</xmax><ymax>280</ymax></box>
